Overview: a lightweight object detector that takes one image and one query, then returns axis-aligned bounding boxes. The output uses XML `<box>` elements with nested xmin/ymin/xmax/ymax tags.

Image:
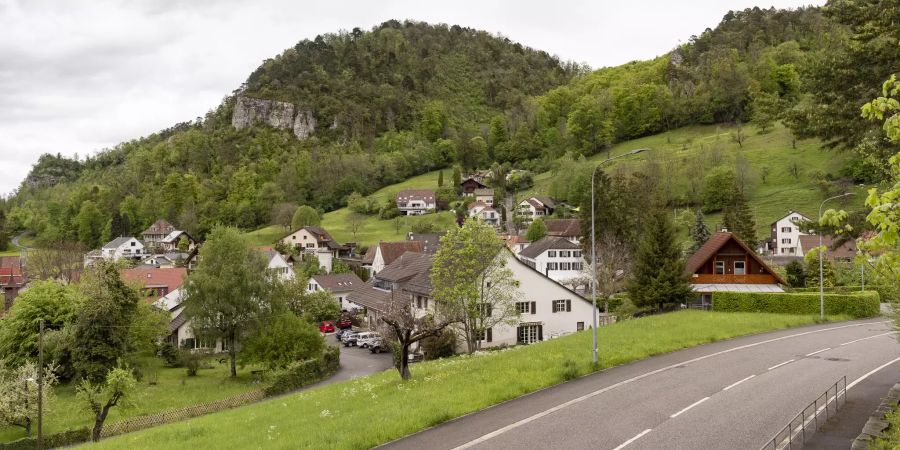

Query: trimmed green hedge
<box><xmin>264</xmin><ymin>346</ymin><xmax>341</xmax><ymax>396</ymax></box>
<box><xmin>0</xmin><ymin>428</ymin><xmax>90</xmax><ymax>450</ymax></box>
<box><xmin>713</xmin><ymin>291</ymin><xmax>880</xmax><ymax>318</ymax></box>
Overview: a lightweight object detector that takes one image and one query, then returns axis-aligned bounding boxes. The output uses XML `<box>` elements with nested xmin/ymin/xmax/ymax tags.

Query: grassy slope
<box><xmin>245</xmin><ymin>123</ymin><xmax>868</xmax><ymax>248</ymax></box>
<box><xmin>92</xmin><ymin>311</ymin><xmax>846</xmax><ymax>449</ymax></box>
<box><xmin>0</xmin><ymin>357</ymin><xmax>262</xmax><ymax>443</ymax></box>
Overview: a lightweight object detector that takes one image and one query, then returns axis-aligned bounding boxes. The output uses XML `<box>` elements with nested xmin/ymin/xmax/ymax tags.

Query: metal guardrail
<box><xmin>760</xmin><ymin>376</ymin><xmax>847</xmax><ymax>450</ymax></box>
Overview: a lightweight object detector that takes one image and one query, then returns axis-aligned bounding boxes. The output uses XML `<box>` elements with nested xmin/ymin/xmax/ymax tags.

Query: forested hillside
<box><xmin>3</xmin><ymin>1</ymin><xmax>898</xmax><ymax>249</ymax></box>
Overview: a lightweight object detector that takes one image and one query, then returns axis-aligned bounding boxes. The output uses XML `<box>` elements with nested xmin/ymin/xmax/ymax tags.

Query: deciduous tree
<box><xmin>291</xmin><ymin>205</ymin><xmax>321</xmax><ymax>230</ymax></box>
<box><xmin>525</xmin><ymin>218</ymin><xmax>547</xmax><ymax>242</ymax></box>
<box><xmin>0</xmin><ymin>361</ymin><xmax>58</xmax><ymax>437</ymax></box>
<box><xmin>76</xmin><ymin>365</ymin><xmax>136</xmax><ymax>442</ymax></box>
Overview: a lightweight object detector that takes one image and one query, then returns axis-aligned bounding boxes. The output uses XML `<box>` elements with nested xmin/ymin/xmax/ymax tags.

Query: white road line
<box><xmin>449</xmin><ymin>320</ymin><xmax>884</xmax><ymax>450</ymax></box>
<box><xmin>767</xmin><ymin>359</ymin><xmax>795</xmax><ymax>371</ymax></box>
<box><xmin>612</xmin><ymin>429</ymin><xmax>652</xmax><ymax>450</ymax></box>
<box><xmin>840</xmin><ymin>331</ymin><xmax>895</xmax><ymax>346</ymax></box>
<box><xmin>806</xmin><ymin>347</ymin><xmax>831</xmax><ymax>356</ymax></box>
<box><xmin>670</xmin><ymin>397</ymin><xmax>710</xmax><ymax>418</ymax></box>
<box><xmin>723</xmin><ymin>374</ymin><xmax>755</xmax><ymax>391</ymax></box>
<box><xmin>847</xmin><ymin>355</ymin><xmax>900</xmax><ymax>390</ymax></box>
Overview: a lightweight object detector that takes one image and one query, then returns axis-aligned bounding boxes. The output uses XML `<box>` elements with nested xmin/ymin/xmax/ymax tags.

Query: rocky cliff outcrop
<box><xmin>232</xmin><ymin>95</ymin><xmax>316</xmax><ymax>140</ymax></box>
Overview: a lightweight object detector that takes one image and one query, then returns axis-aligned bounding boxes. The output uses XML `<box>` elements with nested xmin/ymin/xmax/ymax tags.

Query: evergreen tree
<box><xmin>437</xmin><ymin>170</ymin><xmax>444</xmax><ymax>187</ymax></box>
<box><xmin>722</xmin><ymin>186</ymin><xmax>757</xmax><ymax>246</ymax></box>
<box><xmin>627</xmin><ymin>210</ymin><xmax>693</xmax><ymax>311</ymax></box>
<box><xmin>452</xmin><ymin>166</ymin><xmax>462</xmax><ymax>194</ymax></box>
<box><xmin>690</xmin><ymin>209</ymin><xmax>711</xmax><ymax>252</ymax></box>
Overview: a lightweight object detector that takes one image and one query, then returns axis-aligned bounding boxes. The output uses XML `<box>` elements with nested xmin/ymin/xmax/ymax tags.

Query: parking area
<box><xmin>324</xmin><ymin>331</ymin><xmax>394</xmax><ymax>383</ymax></box>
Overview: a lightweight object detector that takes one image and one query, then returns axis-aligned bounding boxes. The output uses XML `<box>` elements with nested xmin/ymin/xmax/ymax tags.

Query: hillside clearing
<box><xmin>90</xmin><ymin>311</ymin><xmax>847</xmax><ymax>449</ymax></box>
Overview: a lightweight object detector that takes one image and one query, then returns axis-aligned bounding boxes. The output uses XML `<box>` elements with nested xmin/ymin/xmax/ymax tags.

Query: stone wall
<box><xmin>231</xmin><ymin>95</ymin><xmax>316</xmax><ymax>140</ymax></box>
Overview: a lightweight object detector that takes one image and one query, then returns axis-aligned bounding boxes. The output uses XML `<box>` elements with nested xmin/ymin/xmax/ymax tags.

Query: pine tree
<box><xmin>690</xmin><ymin>209</ymin><xmax>711</xmax><ymax>252</ymax></box>
<box><xmin>627</xmin><ymin>210</ymin><xmax>693</xmax><ymax>311</ymax></box>
<box><xmin>438</xmin><ymin>170</ymin><xmax>444</xmax><ymax>187</ymax></box>
<box><xmin>722</xmin><ymin>186</ymin><xmax>756</xmax><ymax>246</ymax></box>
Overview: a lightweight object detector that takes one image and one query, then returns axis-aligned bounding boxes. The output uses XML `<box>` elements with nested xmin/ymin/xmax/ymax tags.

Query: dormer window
<box><xmin>714</xmin><ymin>261</ymin><xmax>725</xmax><ymax>275</ymax></box>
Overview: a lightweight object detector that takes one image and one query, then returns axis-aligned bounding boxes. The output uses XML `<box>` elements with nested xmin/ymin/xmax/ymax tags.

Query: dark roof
<box><xmin>347</xmin><ymin>285</ymin><xmax>392</xmax><ymax>312</ymax></box>
<box><xmin>533</xmin><ymin>196</ymin><xmax>556</xmax><ymax>209</ymax></box>
<box><xmin>142</xmin><ymin>219</ymin><xmax>175</xmax><ymax>236</ymax></box>
<box><xmin>170</xmin><ymin>309</ymin><xmax>188</xmax><ymax>333</ymax></box>
<box><xmin>460</xmin><ymin>178</ymin><xmax>487</xmax><ymax>188</ymax></box>
<box><xmin>312</xmin><ymin>273</ymin><xmax>364</xmax><ymax>292</ymax></box>
<box><xmin>798</xmin><ymin>235</ymin><xmax>858</xmax><ymax>260</ymax></box>
<box><xmin>395</xmin><ymin>189</ymin><xmax>435</xmax><ymax>203</ymax></box>
<box><xmin>518</xmin><ymin>236</ymin><xmax>581</xmax><ymax>259</ymax></box>
<box><xmin>374</xmin><ymin>251</ymin><xmax>432</xmax><ymax>283</ymax></box>
<box><xmin>280</xmin><ymin>226</ymin><xmax>347</xmax><ymax>250</ymax></box>
<box><xmin>365</xmin><ymin>241</ymin><xmax>425</xmax><ymax>265</ymax></box>
<box><xmin>545</xmin><ymin>219</ymin><xmax>581</xmax><ymax>237</ymax></box>
<box><xmin>684</xmin><ymin>232</ymin><xmax>786</xmax><ymax>284</ymax></box>
<box><xmin>408</xmin><ymin>232</ymin><xmax>446</xmax><ymax>255</ymax></box>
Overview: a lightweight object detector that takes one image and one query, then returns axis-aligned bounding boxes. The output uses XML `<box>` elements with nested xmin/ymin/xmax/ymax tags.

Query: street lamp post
<box><xmin>818</xmin><ymin>193</ymin><xmax>854</xmax><ymax>320</ymax></box>
<box><xmin>591</xmin><ymin>148</ymin><xmax>647</xmax><ymax>367</ymax></box>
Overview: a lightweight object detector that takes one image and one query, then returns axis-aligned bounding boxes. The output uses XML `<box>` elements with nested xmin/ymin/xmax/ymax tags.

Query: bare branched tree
<box><xmin>25</xmin><ymin>241</ymin><xmax>85</xmax><ymax>283</ymax></box>
<box><xmin>585</xmin><ymin>233</ymin><xmax>633</xmax><ymax>314</ymax></box>
<box><xmin>378</xmin><ymin>289</ymin><xmax>456</xmax><ymax>380</ymax></box>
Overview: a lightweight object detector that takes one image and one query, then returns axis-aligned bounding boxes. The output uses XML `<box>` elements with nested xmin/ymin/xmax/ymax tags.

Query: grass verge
<box><xmin>90</xmin><ymin>311</ymin><xmax>848</xmax><ymax>449</ymax></box>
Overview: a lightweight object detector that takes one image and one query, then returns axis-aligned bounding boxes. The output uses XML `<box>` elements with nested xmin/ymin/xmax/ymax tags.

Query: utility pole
<box><xmin>37</xmin><ymin>319</ymin><xmax>44</xmax><ymax>450</ymax></box>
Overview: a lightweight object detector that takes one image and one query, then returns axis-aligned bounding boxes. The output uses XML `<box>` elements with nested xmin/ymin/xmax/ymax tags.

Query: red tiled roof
<box><xmin>0</xmin><ymin>267</ymin><xmax>25</xmax><ymax>287</ymax></box>
<box><xmin>120</xmin><ymin>268</ymin><xmax>187</xmax><ymax>302</ymax></box>
<box><xmin>545</xmin><ymin>219</ymin><xmax>580</xmax><ymax>237</ymax></box>
<box><xmin>684</xmin><ymin>232</ymin><xmax>786</xmax><ymax>284</ymax></box>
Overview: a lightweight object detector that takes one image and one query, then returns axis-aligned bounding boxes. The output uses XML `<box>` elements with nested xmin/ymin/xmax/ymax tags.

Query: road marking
<box><xmin>840</xmin><ymin>331</ymin><xmax>895</xmax><ymax>346</ymax></box>
<box><xmin>767</xmin><ymin>359</ymin><xmax>795</xmax><ymax>371</ymax></box>
<box><xmin>449</xmin><ymin>321</ymin><xmax>884</xmax><ymax>449</ymax></box>
<box><xmin>806</xmin><ymin>347</ymin><xmax>831</xmax><ymax>356</ymax></box>
<box><xmin>723</xmin><ymin>374</ymin><xmax>755</xmax><ymax>391</ymax></box>
<box><xmin>612</xmin><ymin>429</ymin><xmax>652</xmax><ymax>450</ymax></box>
<box><xmin>848</xmin><ymin>355</ymin><xmax>900</xmax><ymax>390</ymax></box>
<box><xmin>670</xmin><ymin>397</ymin><xmax>710</xmax><ymax>418</ymax></box>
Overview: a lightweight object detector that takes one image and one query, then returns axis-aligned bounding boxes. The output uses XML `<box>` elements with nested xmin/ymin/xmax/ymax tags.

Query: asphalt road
<box><xmin>382</xmin><ymin>318</ymin><xmax>899</xmax><ymax>450</ymax></box>
<box><xmin>325</xmin><ymin>333</ymin><xmax>393</xmax><ymax>383</ymax></box>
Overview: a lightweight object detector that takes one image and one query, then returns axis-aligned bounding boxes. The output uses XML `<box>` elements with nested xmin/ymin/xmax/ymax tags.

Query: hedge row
<box><xmin>789</xmin><ymin>286</ymin><xmax>878</xmax><ymax>294</ymax></box>
<box><xmin>712</xmin><ymin>290</ymin><xmax>881</xmax><ymax>318</ymax></box>
<box><xmin>0</xmin><ymin>428</ymin><xmax>89</xmax><ymax>450</ymax></box>
<box><xmin>264</xmin><ymin>345</ymin><xmax>341</xmax><ymax>396</ymax></box>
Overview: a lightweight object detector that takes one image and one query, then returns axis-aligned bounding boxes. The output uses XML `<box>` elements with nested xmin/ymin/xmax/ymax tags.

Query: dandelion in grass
<box><xmin>320</xmin><ymin>409</ymin><xmax>332</xmax><ymax>418</ymax></box>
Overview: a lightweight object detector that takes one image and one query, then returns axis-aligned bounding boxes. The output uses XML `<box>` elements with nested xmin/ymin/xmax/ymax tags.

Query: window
<box><xmin>714</xmin><ymin>261</ymin><xmax>725</xmax><ymax>275</ymax></box>
<box><xmin>547</xmin><ymin>262</ymin><xmax>558</xmax><ymax>270</ymax></box>
<box><xmin>517</xmin><ymin>324</ymin><xmax>542</xmax><ymax>344</ymax></box>
<box><xmin>416</xmin><ymin>296</ymin><xmax>429</xmax><ymax>309</ymax></box>
<box><xmin>552</xmin><ymin>299</ymin><xmax>571</xmax><ymax>313</ymax></box>
<box><xmin>781</xmin><ymin>227</ymin><xmax>792</xmax><ymax>233</ymax></box>
<box><xmin>560</xmin><ymin>250</ymin><xmax>571</xmax><ymax>257</ymax></box>
<box><xmin>781</xmin><ymin>238</ymin><xmax>791</xmax><ymax>244</ymax></box>
<box><xmin>306</xmin><ymin>243</ymin><xmax>315</xmax><ymax>248</ymax></box>
<box><xmin>572</xmin><ymin>262</ymin><xmax>583</xmax><ymax>271</ymax></box>
<box><xmin>548</xmin><ymin>251</ymin><xmax>557</xmax><ymax>257</ymax></box>
<box><xmin>475</xmin><ymin>328</ymin><xmax>493</xmax><ymax>342</ymax></box>
<box><xmin>559</xmin><ymin>262</ymin><xmax>571</xmax><ymax>270</ymax></box>
<box><xmin>516</xmin><ymin>302</ymin><xmax>532</xmax><ymax>314</ymax></box>
<box><xmin>574</xmin><ymin>251</ymin><xmax>582</xmax><ymax>258</ymax></box>
<box><xmin>577</xmin><ymin>322</ymin><xmax>585</xmax><ymax>331</ymax></box>
<box><xmin>734</xmin><ymin>261</ymin><xmax>746</xmax><ymax>275</ymax></box>
<box><xmin>478</xmin><ymin>303</ymin><xmax>492</xmax><ymax>317</ymax></box>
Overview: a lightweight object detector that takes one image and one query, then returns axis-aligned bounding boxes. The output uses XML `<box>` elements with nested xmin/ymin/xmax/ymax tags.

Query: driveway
<box><xmin>325</xmin><ymin>333</ymin><xmax>394</xmax><ymax>383</ymax></box>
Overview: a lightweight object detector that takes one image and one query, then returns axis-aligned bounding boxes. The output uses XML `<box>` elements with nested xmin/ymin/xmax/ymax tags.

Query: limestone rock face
<box><xmin>232</xmin><ymin>96</ymin><xmax>315</xmax><ymax>139</ymax></box>
<box><xmin>293</xmin><ymin>110</ymin><xmax>317</xmax><ymax>139</ymax></box>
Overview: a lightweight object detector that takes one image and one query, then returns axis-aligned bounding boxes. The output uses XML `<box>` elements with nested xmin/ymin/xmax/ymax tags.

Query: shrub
<box><xmin>0</xmin><ymin>428</ymin><xmax>91</xmax><ymax>450</ymax></box>
<box><xmin>559</xmin><ymin>359</ymin><xmax>579</xmax><ymax>381</ymax></box>
<box><xmin>264</xmin><ymin>346</ymin><xmax>340</xmax><ymax>397</ymax></box>
<box><xmin>159</xmin><ymin>342</ymin><xmax>180</xmax><ymax>367</ymax></box>
<box><xmin>712</xmin><ymin>291</ymin><xmax>880</xmax><ymax>318</ymax></box>
<box><xmin>179</xmin><ymin>350</ymin><xmax>205</xmax><ymax>377</ymax></box>
<box><xmin>421</xmin><ymin>329</ymin><xmax>456</xmax><ymax>360</ymax></box>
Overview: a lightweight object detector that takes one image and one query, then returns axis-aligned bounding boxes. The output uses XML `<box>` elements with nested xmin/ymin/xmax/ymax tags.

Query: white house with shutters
<box><xmin>468</xmin><ymin>201</ymin><xmax>500</xmax><ymax>227</ymax></box>
<box><xmin>769</xmin><ymin>211</ymin><xmax>811</xmax><ymax>255</ymax></box>
<box><xmin>395</xmin><ymin>189</ymin><xmax>436</xmax><ymax>216</ymax></box>
<box><xmin>98</xmin><ymin>237</ymin><xmax>146</xmax><ymax>262</ymax></box>
<box><xmin>516</xmin><ymin>236</ymin><xmax>585</xmax><ymax>285</ymax></box>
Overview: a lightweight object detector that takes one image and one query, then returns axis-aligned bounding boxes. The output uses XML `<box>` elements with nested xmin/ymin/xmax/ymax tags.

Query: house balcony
<box><xmin>691</xmin><ymin>274</ymin><xmax>777</xmax><ymax>285</ymax></box>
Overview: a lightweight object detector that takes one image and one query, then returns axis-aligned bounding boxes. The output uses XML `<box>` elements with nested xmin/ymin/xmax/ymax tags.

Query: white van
<box><xmin>356</xmin><ymin>332</ymin><xmax>381</xmax><ymax>349</ymax></box>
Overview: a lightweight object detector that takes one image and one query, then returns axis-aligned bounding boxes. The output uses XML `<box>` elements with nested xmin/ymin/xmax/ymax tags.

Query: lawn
<box><xmin>0</xmin><ymin>356</ymin><xmax>263</xmax><ymax>443</ymax></box>
<box><xmin>91</xmin><ymin>311</ymin><xmax>848</xmax><ymax>449</ymax></box>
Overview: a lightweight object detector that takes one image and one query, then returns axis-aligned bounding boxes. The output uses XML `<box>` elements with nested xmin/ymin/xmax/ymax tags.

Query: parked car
<box><xmin>336</xmin><ymin>318</ymin><xmax>352</xmax><ymax>329</ymax></box>
<box><xmin>368</xmin><ymin>338</ymin><xmax>389</xmax><ymax>354</ymax></box>
<box><xmin>356</xmin><ymin>332</ymin><xmax>380</xmax><ymax>349</ymax></box>
<box><xmin>319</xmin><ymin>321</ymin><xmax>335</xmax><ymax>333</ymax></box>
<box><xmin>341</xmin><ymin>331</ymin><xmax>359</xmax><ymax>347</ymax></box>
<box><xmin>335</xmin><ymin>328</ymin><xmax>351</xmax><ymax>341</ymax></box>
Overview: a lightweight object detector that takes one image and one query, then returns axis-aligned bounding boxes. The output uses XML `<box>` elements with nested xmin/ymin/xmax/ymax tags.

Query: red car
<box><xmin>319</xmin><ymin>321</ymin><xmax>335</xmax><ymax>333</ymax></box>
<box><xmin>336</xmin><ymin>318</ymin><xmax>352</xmax><ymax>329</ymax></box>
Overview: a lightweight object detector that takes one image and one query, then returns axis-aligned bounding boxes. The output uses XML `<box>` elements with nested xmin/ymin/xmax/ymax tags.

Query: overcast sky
<box><xmin>0</xmin><ymin>0</ymin><xmax>823</xmax><ymax>196</ymax></box>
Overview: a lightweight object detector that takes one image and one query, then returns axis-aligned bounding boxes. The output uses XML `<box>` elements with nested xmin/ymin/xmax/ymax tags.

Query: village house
<box><xmin>460</xmin><ymin>177</ymin><xmax>488</xmax><ymax>196</ymax></box>
<box><xmin>797</xmin><ymin>235</ymin><xmax>858</xmax><ymax>261</ymax></box>
<box><xmin>516</xmin><ymin>196</ymin><xmax>556</xmax><ymax>223</ymax></box>
<box><xmin>768</xmin><ymin>211</ymin><xmax>811</xmax><ymax>255</ymax></box>
<box><xmin>261</xmin><ymin>249</ymin><xmax>295</xmax><ymax>280</ymax></box>
<box><xmin>120</xmin><ymin>267</ymin><xmax>188</xmax><ymax>305</ymax></box>
<box><xmin>468</xmin><ymin>201</ymin><xmax>500</xmax><ymax>227</ymax></box>
<box><xmin>504</xmin><ymin>235</ymin><xmax>530</xmax><ymax>255</ymax></box>
<box><xmin>307</xmin><ymin>272</ymin><xmax>365</xmax><ymax>311</ymax></box>
<box><xmin>86</xmin><ymin>237</ymin><xmax>146</xmax><ymax>265</ymax></box>
<box><xmin>362</xmin><ymin>240</ymin><xmax>424</xmax><ymax>275</ymax></box>
<box><xmin>544</xmin><ymin>218</ymin><xmax>581</xmax><ymax>244</ymax></box>
<box><xmin>685</xmin><ymin>231</ymin><xmax>787</xmax><ymax>309</ymax></box>
<box><xmin>156</xmin><ymin>230</ymin><xmax>197</xmax><ymax>252</ymax></box>
<box><xmin>395</xmin><ymin>189</ymin><xmax>436</xmax><ymax>216</ymax></box>
<box><xmin>141</xmin><ymin>219</ymin><xmax>176</xmax><ymax>245</ymax></box>
<box><xmin>351</xmin><ymin>249</ymin><xmax>598</xmax><ymax>351</ymax></box>
<box><xmin>474</xmin><ymin>188</ymin><xmax>495</xmax><ymax>205</ymax></box>
<box><xmin>407</xmin><ymin>231</ymin><xmax>446</xmax><ymax>255</ymax></box>
<box><xmin>517</xmin><ymin>236</ymin><xmax>585</xmax><ymax>285</ymax></box>
<box><xmin>279</xmin><ymin>226</ymin><xmax>350</xmax><ymax>272</ymax></box>
<box><xmin>0</xmin><ymin>256</ymin><xmax>25</xmax><ymax>312</ymax></box>
<box><xmin>139</xmin><ymin>252</ymin><xmax>192</xmax><ymax>269</ymax></box>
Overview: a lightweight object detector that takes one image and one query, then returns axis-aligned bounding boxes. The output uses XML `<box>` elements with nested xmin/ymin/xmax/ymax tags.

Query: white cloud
<box><xmin>0</xmin><ymin>0</ymin><xmax>823</xmax><ymax>195</ymax></box>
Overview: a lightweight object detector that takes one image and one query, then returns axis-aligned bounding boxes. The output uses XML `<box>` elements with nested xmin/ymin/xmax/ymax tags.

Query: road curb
<box><xmin>851</xmin><ymin>380</ymin><xmax>900</xmax><ymax>449</ymax></box>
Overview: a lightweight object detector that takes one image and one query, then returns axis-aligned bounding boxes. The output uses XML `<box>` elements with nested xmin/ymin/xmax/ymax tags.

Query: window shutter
<box><xmin>566</xmin><ymin>300</ymin><xmax>571</xmax><ymax>312</ymax></box>
<box><xmin>531</xmin><ymin>301</ymin><xmax>537</xmax><ymax>314</ymax></box>
<box><xmin>487</xmin><ymin>328</ymin><xmax>492</xmax><ymax>343</ymax></box>
<box><xmin>538</xmin><ymin>325</ymin><xmax>543</xmax><ymax>342</ymax></box>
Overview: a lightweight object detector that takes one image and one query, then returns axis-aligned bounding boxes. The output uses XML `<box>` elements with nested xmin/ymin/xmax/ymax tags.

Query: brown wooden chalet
<box><xmin>460</xmin><ymin>177</ymin><xmax>488</xmax><ymax>196</ymax></box>
<box><xmin>684</xmin><ymin>231</ymin><xmax>786</xmax><ymax>307</ymax></box>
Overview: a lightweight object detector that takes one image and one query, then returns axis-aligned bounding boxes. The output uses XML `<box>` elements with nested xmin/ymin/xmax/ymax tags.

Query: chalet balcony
<box><xmin>691</xmin><ymin>274</ymin><xmax>777</xmax><ymax>284</ymax></box>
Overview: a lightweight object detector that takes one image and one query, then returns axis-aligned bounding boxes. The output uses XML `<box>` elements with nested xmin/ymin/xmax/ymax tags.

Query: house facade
<box><xmin>308</xmin><ymin>272</ymin><xmax>364</xmax><ymax>311</ymax></box>
<box><xmin>396</xmin><ymin>189</ymin><xmax>436</xmax><ymax>216</ymax></box>
<box><xmin>157</xmin><ymin>231</ymin><xmax>197</xmax><ymax>252</ymax></box>
<box><xmin>142</xmin><ymin>219</ymin><xmax>176</xmax><ymax>245</ymax></box>
<box><xmin>99</xmin><ymin>237</ymin><xmax>146</xmax><ymax>262</ymax></box>
<box><xmin>279</xmin><ymin>226</ymin><xmax>349</xmax><ymax>272</ymax></box>
<box><xmin>516</xmin><ymin>196</ymin><xmax>555</xmax><ymax>223</ymax></box>
<box><xmin>468</xmin><ymin>201</ymin><xmax>500</xmax><ymax>226</ymax></box>
<box><xmin>460</xmin><ymin>178</ymin><xmax>488</xmax><ymax>196</ymax></box>
<box><xmin>517</xmin><ymin>236</ymin><xmax>585</xmax><ymax>285</ymax></box>
<box><xmin>262</xmin><ymin>250</ymin><xmax>295</xmax><ymax>281</ymax></box>
<box><xmin>769</xmin><ymin>211</ymin><xmax>810</xmax><ymax>255</ymax></box>
<box><xmin>685</xmin><ymin>231</ymin><xmax>787</xmax><ymax>308</ymax></box>
<box><xmin>0</xmin><ymin>257</ymin><xmax>25</xmax><ymax>312</ymax></box>
<box><xmin>474</xmin><ymin>188</ymin><xmax>495</xmax><ymax>205</ymax></box>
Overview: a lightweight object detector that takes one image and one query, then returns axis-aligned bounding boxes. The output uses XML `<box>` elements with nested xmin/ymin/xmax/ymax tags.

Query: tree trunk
<box><xmin>398</xmin><ymin>343</ymin><xmax>411</xmax><ymax>380</ymax></box>
<box><xmin>229</xmin><ymin>334</ymin><xmax>237</xmax><ymax>378</ymax></box>
<box><xmin>22</xmin><ymin>418</ymin><xmax>31</xmax><ymax>436</ymax></box>
<box><xmin>92</xmin><ymin>404</ymin><xmax>113</xmax><ymax>442</ymax></box>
